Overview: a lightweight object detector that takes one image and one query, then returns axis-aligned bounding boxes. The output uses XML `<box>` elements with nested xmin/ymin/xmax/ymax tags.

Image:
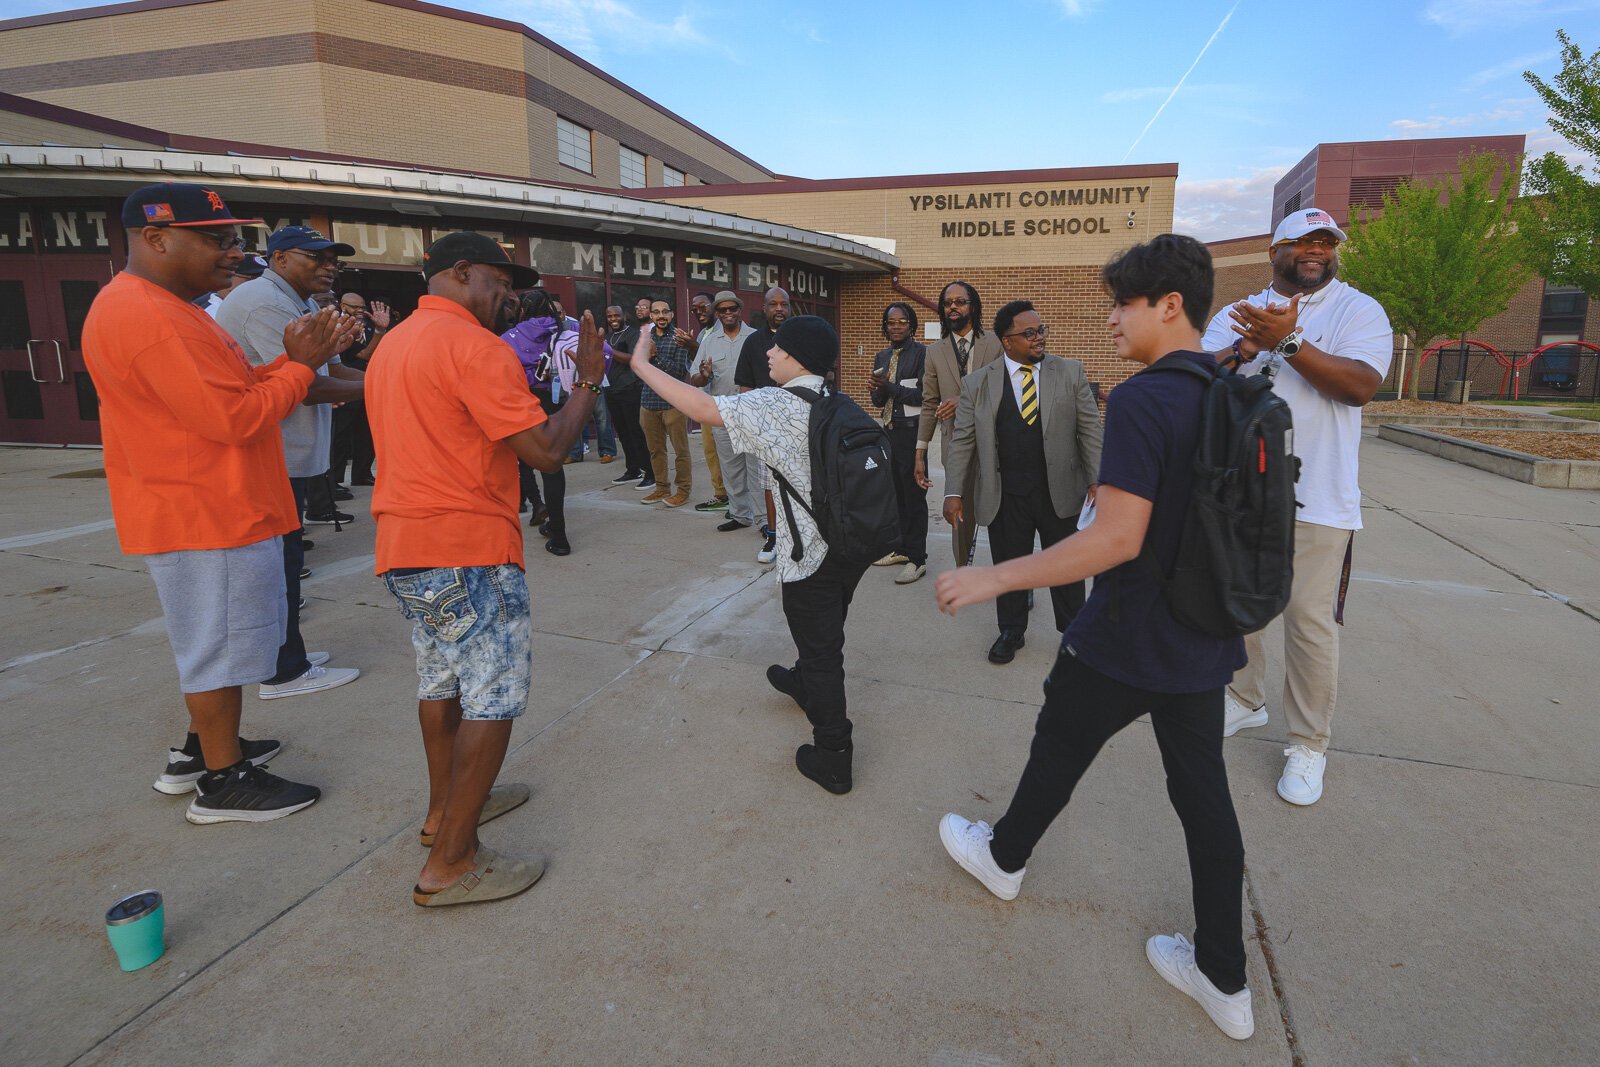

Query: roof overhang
<box><xmin>0</xmin><ymin>145</ymin><xmax>898</xmax><ymax>273</ymax></box>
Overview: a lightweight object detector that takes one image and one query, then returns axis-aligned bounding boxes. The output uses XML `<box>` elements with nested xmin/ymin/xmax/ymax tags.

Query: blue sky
<box><xmin>7</xmin><ymin>0</ymin><xmax>1598</xmax><ymax>239</ymax></box>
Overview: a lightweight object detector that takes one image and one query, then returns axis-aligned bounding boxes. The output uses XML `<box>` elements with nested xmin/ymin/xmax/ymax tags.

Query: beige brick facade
<box><xmin>666</xmin><ymin>170</ymin><xmax>1177</xmax><ymax>270</ymax></box>
<box><xmin>0</xmin><ymin>0</ymin><xmax>773</xmax><ymax>187</ymax></box>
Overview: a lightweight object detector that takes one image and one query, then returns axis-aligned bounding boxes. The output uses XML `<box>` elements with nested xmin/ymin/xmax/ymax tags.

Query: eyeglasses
<box><xmin>288</xmin><ymin>250</ymin><xmax>343</xmax><ymax>268</ymax></box>
<box><xmin>1004</xmin><ymin>325</ymin><xmax>1049</xmax><ymax>341</ymax></box>
<box><xmin>942</xmin><ymin>297</ymin><xmax>970</xmax><ymax>309</ymax></box>
<box><xmin>1273</xmin><ymin>235</ymin><xmax>1339</xmax><ymax>251</ymax></box>
<box><xmin>190</xmin><ymin>230</ymin><xmax>246</xmax><ymax>252</ymax></box>
<box><xmin>339</xmin><ymin>303</ymin><xmax>368</xmax><ymax>315</ymax></box>
<box><xmin>886</xmin><ymin>317</ymin><xmax>912</xmax><ymax>326</ymax></box>
<box><xmin>714</xmin><ymin>305</ymin><xmax>741</xmax><ymax>314</ymax></box>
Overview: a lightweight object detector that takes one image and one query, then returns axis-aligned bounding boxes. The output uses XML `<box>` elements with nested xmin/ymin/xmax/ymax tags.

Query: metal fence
<box><xmin>1381</xmin><ymin>343</ymin><xmax>1600</xmax><ymax>403</ymax></box>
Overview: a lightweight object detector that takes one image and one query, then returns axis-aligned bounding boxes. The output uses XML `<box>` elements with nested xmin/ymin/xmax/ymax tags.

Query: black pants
<box><xmin>991</xmin><ymin>650</ymin><xmax>1247</xmax><ymax>994</ymax></box>
<box><xmin>268</xmin><ymin>478</ymin><xmax>312</xmax><ymax>684</ymax></box>
<box><xmin>305</xmin><ymin>470</ymin><xmax>335</xmax><ymax>519</ymax></box>
<box><xmin>778</xmin><ymin>551</ymin><xmax>869</xmax><ymax>750</ymax></box>
<box><xmin>519</xmin><ymin>462</ymin><xmax>565</xmax><ymax>536</ymax></box>
<box><xmin>607</xmin><ymin>384</ymin><xmax>649</xmax><ymax>477</ymax></box>
<box><xmin>989</xmin><ymin>487</ymin><xmax>1082</xmax><ymax>633</ymax></box>
<box><xmin>330</xmin><ymin>402</ymin><xmax>374</xmax><ymax>483</ymax></box>
<box><xmin>886</xmin><ymin>421</ymin><xmax>927</xmax><ymax>566</ymax></box>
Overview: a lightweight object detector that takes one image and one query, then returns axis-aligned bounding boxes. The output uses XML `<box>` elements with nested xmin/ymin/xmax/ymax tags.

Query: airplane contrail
<box><xmin>1121</xmin><ymin>1</ymin><xmax>1241</xmax><ymax>163</ymax></box>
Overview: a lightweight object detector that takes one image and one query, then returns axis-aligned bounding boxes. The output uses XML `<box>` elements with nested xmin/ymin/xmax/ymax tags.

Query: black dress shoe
<box><xmin>332</xmin><ymin>487</ymin><xmax>354</xmax><ymax>502</ymax></box>
<box><xmin>352</xmin><ymin>476</ymin><xmax>375</xmax><ymax>486</ymax></box>
<box><xmin>538</xmin><ymin>521</ymin><xmax>552</xmax><ymax>536</ymax></box>
<box><xmin>795</xmin><ymin>743</ymin><xmax>852</xmax><ymax>795</ymax></box>
<box><xmin>717</xmin><ymin>518</ymin><xmax>751</xmax><ymax>532</ymax></box>
<box><xmin>988</xmin><ymin>630</ymin><xmax>1026</xmax><ymax>664</ymax></box>
<box><xmin>544</xmin><ymin>536</ymin><xmax>571</xmax><ymax>556</ymax></box>
<box><xmin>766</xmin><ymin>664</ymin><xmax>808</xmax><ymax>712</ymax></box>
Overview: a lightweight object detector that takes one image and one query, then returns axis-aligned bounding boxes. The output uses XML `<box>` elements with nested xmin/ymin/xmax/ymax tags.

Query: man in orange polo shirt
<box><xmin>83</xmin><ymin>182</ymin><xmax>359</xmax><ymax>824</ymax></box>
<box><xmin>367</xmin><ymin>232</ymin><xmax>603</xmax><ymax>907</ymax></box>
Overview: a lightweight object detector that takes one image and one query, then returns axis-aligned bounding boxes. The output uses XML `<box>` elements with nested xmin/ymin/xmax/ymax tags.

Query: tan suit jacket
<box><xmin>945</xmin><ymin>354</ymin><xmax>1103</xmax><ymax>527</ymax></box>
<box><xmin>918</xmin><ymin>329</ymin><xmax>1002</xmax><ymax>564</ymax></box>
<box><xmin>917</xmin><ymin>329</ymin><xmax>1003</xmax><ymax>449</ymax></box>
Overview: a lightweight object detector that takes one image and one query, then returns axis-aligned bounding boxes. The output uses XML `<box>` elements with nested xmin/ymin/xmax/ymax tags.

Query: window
<box><xmin>662</xmin><ymin>165</ymin><xmax>685</xmax><ymax>188</ymax></box>
<box><xmin>619</xmin><ymin>146</ymin><xmax>647</xmax><ymax>188</ymax></box>
<box><xmin>557</xmin><ymin>117</ymin><xmax>592</xmax><ymax>174</ymax></box>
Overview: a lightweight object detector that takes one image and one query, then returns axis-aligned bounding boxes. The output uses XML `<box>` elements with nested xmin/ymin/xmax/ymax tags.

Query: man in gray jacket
<box><xmin>944</xmin><ymin>299</ymin><xmax>1102</xmax><ymax>664</ymax></box>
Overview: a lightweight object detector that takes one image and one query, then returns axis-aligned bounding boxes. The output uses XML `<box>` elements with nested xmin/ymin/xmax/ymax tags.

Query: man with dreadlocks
<box><xmin>915</xmin><ymin>280</ymin><xmax>1001</xmax><ymax>566</ymax></box>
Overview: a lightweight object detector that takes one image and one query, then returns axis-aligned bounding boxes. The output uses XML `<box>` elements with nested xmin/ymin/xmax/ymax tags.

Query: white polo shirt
<box><xmin>1203</xmin><ymin>278</ymin><xmax>1392</xmax><ymax>530</ymax></box>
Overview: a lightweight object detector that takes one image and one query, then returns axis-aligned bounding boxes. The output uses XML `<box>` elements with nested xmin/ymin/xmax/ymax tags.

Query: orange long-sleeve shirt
<box><xmin>82</xmin><ymin>272</ymin><xmax>313</xmax><ymax>554</ymax></box>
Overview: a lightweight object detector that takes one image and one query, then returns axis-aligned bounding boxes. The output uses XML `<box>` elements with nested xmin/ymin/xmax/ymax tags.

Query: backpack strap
<box><xmin>770</xmin><ymin>468</ymin><xmax>812</xmax><ymax>562</ymax></box>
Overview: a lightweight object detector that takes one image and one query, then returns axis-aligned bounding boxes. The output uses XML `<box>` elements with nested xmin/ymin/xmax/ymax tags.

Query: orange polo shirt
<box><xmin>82</xmin><ymin>272</ymin><xmax>312</xmax><ymax>554</ymax></box>
<box><xmin>366</xmin><ymin>295</ymin><xmax>545</xmax><ymax>572</ymax></box>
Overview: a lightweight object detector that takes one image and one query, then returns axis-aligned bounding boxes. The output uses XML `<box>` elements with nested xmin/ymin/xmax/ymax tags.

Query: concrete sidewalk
<box><xmin>1</xmin><ymin>433</ymin><xmax>1595</xmax><ymax>1066</ymax></box>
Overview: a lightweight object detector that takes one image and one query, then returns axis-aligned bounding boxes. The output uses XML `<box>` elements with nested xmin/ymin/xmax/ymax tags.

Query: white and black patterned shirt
<box><xmin>716</xmin><ymin>374</ymin><xmax>827</xmax><ymax>582</ymax></box>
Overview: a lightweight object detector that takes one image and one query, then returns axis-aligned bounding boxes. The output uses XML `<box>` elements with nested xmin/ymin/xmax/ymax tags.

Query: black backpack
<box><xmin>770</xmin><ymin>386</ymin><xmax>902</xmax><ymax>565</ymax></box>
<box><xmin>1141</xmin><ymin>354</ymin><xmax>1300</xmax><ymax>638</ymax></box>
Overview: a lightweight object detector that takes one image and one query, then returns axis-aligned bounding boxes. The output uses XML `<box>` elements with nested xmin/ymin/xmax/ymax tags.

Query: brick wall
<box><xmin>835</xmin><ymin>267</ymin><xmax>1132</xmax><ymax>403</ymax></box>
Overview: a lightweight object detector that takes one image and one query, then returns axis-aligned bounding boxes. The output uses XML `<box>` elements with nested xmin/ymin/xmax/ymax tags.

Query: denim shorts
<box><xmin>383</xmin><ymin>564</ymin><xmax>531</xmax><ymax>720</ymax></box>
<box><xmin>145</xmin><ymin>537</ymin><xmax>286</xmax><ymax>693</ymax></box>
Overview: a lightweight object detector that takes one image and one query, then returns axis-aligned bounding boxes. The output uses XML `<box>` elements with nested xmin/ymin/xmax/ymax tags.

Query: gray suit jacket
<box><xmin>945</xmin><ymin>354</ymin><xmax>1104</xmax><ymax>527</ymax></box>
<box><xmin>918</xmin><ymin>330</ymin><xmax>1003</xmax><ymax>450</ymax></box>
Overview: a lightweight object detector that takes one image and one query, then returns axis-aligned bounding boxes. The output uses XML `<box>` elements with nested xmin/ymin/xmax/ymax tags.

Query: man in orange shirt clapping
<box><xmin>367</xmin><ymin>233</ymin><xmax>603</xmax><ymax>907</ymax></box>
<box><xmin>83</xmin><ymin>183</ymin><xmax>359</xmax><ymax>824</ymax></box>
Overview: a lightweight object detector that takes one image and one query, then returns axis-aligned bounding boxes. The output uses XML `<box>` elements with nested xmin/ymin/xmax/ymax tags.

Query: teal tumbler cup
<box><xmin>105</xmin><ymin>890</ymin><xmax>165</xmax><ymax>972</ymax></box>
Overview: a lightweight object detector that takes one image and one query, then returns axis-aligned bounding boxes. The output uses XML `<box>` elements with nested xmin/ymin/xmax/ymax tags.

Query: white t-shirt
<box><xmin>715</xmin><ymin>374</ymin><xmax>827</xmax><ymax>582</ymax></box>
<box><xmin>1202</xmin><ymin>278</ymin><xmax>1392</xmax><ymax>530</ymax></box>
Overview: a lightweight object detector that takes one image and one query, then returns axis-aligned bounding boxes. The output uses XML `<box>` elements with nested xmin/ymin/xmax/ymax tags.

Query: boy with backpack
<box><xmin>630</xmin><ymin>315</ymin><xmax>896</xmax><ymax>795</ymax></box>
<box><xmin>933</xmin><ymin>234</ymin><xmax>1271</xmax><ymax>1041</ymax></box>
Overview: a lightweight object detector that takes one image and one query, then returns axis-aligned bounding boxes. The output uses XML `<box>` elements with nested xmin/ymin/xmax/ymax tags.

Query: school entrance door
<box><xmin>0</xmin><ymin>256</ymin><xmax>115</xmax><ymax>446</ymax></box>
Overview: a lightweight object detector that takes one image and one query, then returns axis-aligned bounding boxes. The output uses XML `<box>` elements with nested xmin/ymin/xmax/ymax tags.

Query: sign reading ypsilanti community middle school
<box><xmin>910</xmin><ymin>185</ymin><xmax>1154</xmax><ymax>240</ymax></box>
<box><xmin>663</xmin><ymin>166</ymin><xmax>1177</xmax><ymax>269</ymax></box>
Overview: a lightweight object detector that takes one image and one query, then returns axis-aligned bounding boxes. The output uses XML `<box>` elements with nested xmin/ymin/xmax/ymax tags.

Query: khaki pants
<box><xmin>1229</xmin><ymin>520</ymin><xmax>1352</xmax><ymax>753</ymax></box>
<box><xmin>702</xmin><ymin>423</ymin><xmax>724</xmax><ymax>498</ymax></box>
<box><xmin>640</xmin><ymin>407</ymin><xmax>691</xmax><ymax>497</ymax></box>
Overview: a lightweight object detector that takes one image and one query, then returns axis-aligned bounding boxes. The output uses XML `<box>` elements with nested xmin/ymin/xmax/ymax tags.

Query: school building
<box><xmin>0</xmin><ymin>0</ymin><xmax>1590</xmax><ymax>447</ymax></box>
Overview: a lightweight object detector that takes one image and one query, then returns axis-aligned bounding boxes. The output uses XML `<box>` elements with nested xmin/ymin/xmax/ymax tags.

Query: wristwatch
<box><xmin>1273</xmin><ymin>328</ymin><xmax>1304</xmax><ymax>358</ymax></box>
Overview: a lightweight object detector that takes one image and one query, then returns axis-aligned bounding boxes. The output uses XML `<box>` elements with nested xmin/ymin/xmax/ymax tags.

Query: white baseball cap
<box><xmin>1272</xmin><ymin>208</ymin><xmax>1348</xmax><ymax>245</ymax></box>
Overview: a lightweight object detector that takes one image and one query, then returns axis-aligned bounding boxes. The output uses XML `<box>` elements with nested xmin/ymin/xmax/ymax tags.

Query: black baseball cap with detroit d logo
<box><xmin>120</xmin><ymin>182</ymin><xmax>263</xmax><ymax>229</ymax></box>
<box><xmin>422</xmin><ymin>231</ymin><xmax>540</xmax><ymax>289</ymax></box>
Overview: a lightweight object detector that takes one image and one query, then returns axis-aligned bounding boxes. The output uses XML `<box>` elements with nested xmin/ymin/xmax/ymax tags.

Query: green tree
<box><xmin>1522</xmin><ymin>31</ymin><xmax>1600</xmax><ymax>297</ymax></box>
<box><xmin>1340</xmin><ymin>151</ymin><xmax>1529</xmax><ymax>400</ymax></box>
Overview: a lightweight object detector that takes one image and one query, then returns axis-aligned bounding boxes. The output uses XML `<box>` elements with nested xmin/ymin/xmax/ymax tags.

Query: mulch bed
<box><xmin>1436</xmin><ymin>430</ymin><xmax>1600</xmax><ymax>461</ymax></box>
<box><xmin>1367</xmin><ymin>401</ymin><xmax>1524</xmax><ymax>416</ymax></box>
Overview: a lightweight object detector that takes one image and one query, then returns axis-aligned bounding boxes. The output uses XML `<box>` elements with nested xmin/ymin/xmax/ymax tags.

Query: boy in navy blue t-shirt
<box><xmin>933</xmin><ymin>235</ymin><xmax>1254</xmax><ymax>1041</ymax></box>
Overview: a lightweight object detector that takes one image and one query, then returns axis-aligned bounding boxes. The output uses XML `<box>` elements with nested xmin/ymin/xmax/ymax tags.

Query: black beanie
<box><xmin>773</xmin><ymin>315</ymin><xmax>837</xmax><ymax>376</ymax></box>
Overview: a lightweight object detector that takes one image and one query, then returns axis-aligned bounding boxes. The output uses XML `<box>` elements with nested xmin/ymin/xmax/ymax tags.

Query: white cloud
<box><xmin>1387</xmin><ymin>101</ymin><xmax>1532</xmax><ymax>133</ymax></box>
<box><xmin>492</xmin><ymin>0</ymin><xmax>718</xmax><ymax>61</ymax></box>
<box><xmin>1423</xmin><ymin>0</ymin><xmax>1600</xmax><ymax>33</ymax></box>
<box><xmin>1461</xmin><ymin>50</ymin><xmax>1558</xmax><ymax>90</ymax></box>
<box><xmin>1174</xmin><ymin>167</ymin><xmax>1289</xmax><ymax>243</ymax></box>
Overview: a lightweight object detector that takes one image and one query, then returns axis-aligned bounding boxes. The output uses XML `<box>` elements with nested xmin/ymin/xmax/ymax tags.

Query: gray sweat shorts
<box><xmin>145</xmin><ymin>536</ymin><xmax>287</xmax><ymax>693</ymax></box>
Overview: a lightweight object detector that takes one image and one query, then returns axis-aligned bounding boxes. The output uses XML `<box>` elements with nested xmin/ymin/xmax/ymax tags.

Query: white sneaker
<box><xmin>306</xmin><ymin>651</ymin><xmax>330</xmax><ymax>667</ymax></box>
<box><xmin>259</xmin><ymin>663</ymin><xmax>360</xmax><ymax>700</ymax></box>
<box><xmin>1145</xmin><ymin>932</ymin><xmax>1254</xmax><ymax>1040</ymax></box>
<box><xmin>873</xmin><ymin>552</ymin><xmax>910</xmax><ymax>567</ymax></box>
<box><xmin>938</xmin><ymin>813</ymin><xmax>1024</xmax><ymax>900</ymax></box>
<box><xmin>1223</xmin><ymin>692</ymin><xmax>1268</xmax><ymax>737</ymax></box>
<box><xmin>1277</xmin><ymin>745</ymin><xmax>1325</xmax><ymax>805</ymax></box>
<box><xmin>894</xmin><ymin>562</ymin><xmax>926</xmax><ymax>585</ymax></box>
<box><xmin>756</xmin><ymin>531</ymin><xmax>777</xmax><ymax>565</ymax></box>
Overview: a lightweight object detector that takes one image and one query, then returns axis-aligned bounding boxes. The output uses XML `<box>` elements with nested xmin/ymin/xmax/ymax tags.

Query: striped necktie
<box><xmin>1019</xmin><ymin>364</ymin><xmax>1038</xmax><ymax>425</ymax></box>
<box><xmin>956</xmin><ymin>336</ymin><xmax>971</xmax><ymax>375</ymax></box>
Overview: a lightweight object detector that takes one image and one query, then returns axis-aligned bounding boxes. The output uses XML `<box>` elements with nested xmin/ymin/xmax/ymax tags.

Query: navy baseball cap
<box><xmin>266</xmin><ymin>225</ymin><xmax>355</xmax><ymax>258</ymax></box>
<box><xmin>121</xmin><ymin>182</ymin><xmax>262</xmax><ymax>229</ymax></box>
<box><xmin>233</xmin><ymin>254</ymin><xmax>268</xmax><ymax>279</ymax></box>
<box><xmin>422</xmin><ymin>231</ymin><xmax>540</xmax><ymax>288</ymax></box>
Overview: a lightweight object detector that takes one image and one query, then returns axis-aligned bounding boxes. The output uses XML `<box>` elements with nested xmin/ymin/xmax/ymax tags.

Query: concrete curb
<box><xmin>1362</xmin><ymin>412</ymin><xmax>1597</xmax><ymax>432</ymax></box>
<box><xmin>1377</xmin><ymin>423</ymin><xmax>1600</xmax><ymax>488</ymax></box>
